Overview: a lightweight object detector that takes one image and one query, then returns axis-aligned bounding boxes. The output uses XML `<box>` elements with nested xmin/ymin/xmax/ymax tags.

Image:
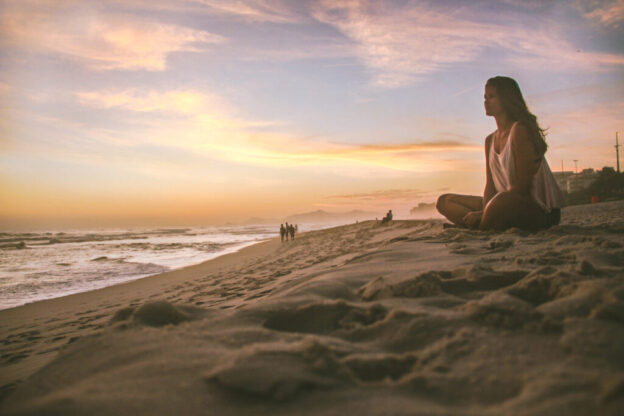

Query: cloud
<box><xmin>578</xmin><ymin>0</ymin><xmax>624</xmax><ymax>28</ymax></box>
<box><xmin>6</xmin><ymin>0</ymin><xmax>621</xmax><ymax>82</ymax></box>
<box><xmin>311</xmin><ymin>0</ymin><xmax>624</xmax><ymax>87</ymax></box>
<box><xmin>190</xmin><ymin>0</ymin><xmax>300</xmax><ymax>23</ymax></box>
<box><xmin>311</xmin><ymin>1</ymin><xmax>491</xmax><ymax>87</ymax></box>
<box><xmin>76</xmin><ymin>89</ymin><xmax>229</xmax><ymax>115</ymax></box>
<box><xmin>0</xmin><ymin>1</ymin><xmax>225</xmax><ymax>70</ymax></box>
<box><xmin>75</xmin><ymin>88</ymin><xmax>276</xmax><ymax>133</ymax></box>
<box><xmin>231</xmin><ymin>140</ymin><xmax>480</xmax><ymax>173</ymax></box>
<box><xmin>326</xmin><ymin>188</ymin><xmax>428</xmax><ymax>201</ymax></box>
<box><xmin>73</xmin><ymin>87</ymin><xmax>481</xmax><ymax>173</ymax></box>
<box><xmin>108</xmin><ymin>0</ymin><xmax>301</xmax><ymax>23</ymax></box>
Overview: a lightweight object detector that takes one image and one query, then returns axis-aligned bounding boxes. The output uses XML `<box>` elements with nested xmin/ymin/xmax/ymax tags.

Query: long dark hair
<box><xmin>486</xmin><ymin>76</ymin><xmax>548</xmax><ymax>156</ymax></box>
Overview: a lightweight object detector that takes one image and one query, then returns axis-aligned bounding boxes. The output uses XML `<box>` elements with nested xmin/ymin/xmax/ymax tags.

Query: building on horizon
<box><xmin>553</xmin><ymin>171</ymin><xmax>574</xmax><ymax>193</ymax></box>
<box><xmin>565</xmin><ymin>168</ymin><xmax>598</xmax><ymax>193</ymax></box>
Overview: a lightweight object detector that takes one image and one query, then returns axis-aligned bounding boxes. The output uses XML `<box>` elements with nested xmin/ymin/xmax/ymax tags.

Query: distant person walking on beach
<box><xmin>289</xmin><ymin>223</ymin><xmax>295</xmax><ymax>240</ymax></box>
<box><xmin>280</xmin><ymin>224</ymin><xmax>286</xmax><ymax>242</ymax></box>
<box><xmin>284</xmin><ymin>222</ymin><xmax>290</xmax><ymax>241</ymax></box>
<box><xmin>436</xmin><ymin>76</ymin><xmax>565</xmax><ymax>231</ymax></box>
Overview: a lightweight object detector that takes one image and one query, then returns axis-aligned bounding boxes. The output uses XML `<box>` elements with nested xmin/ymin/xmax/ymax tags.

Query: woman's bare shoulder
<box><xmin>511</xmin><ymin>121</ymin><xmax>529</xmax><ymax>133</ymax></box>
<box><xmin>484</xmin><ymin>133</ymin><xmax>494</xmax><ymax>154</ymax></box>
<box><xmin>510</xmin><ymin>122</ymin><xmax>538</xmax><ymax>158</ymax></box>
<box><xmin>510</xmin><ymin>122</ymin><xmax>531</xmax><ymax>145</ymax></box>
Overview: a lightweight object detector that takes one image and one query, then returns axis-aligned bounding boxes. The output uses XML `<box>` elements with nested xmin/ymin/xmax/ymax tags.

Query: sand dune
<box><xmin>1</xmin><ymin>201</ymin><xmax>623</xmax><ymax>415</ymax></box>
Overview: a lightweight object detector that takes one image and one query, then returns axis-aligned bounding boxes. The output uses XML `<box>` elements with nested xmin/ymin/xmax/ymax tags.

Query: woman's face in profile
<box><xmin>484</xmin><ymin>84</ymin><xmax>503</xmax><ymax>117</ymax></box>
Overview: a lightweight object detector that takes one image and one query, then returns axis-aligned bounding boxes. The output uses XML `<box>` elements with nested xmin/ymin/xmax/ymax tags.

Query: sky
<box><xmin>1</xmin><ymin>0</ymin><xmax>623</xmax><ymax>229</ymax></box>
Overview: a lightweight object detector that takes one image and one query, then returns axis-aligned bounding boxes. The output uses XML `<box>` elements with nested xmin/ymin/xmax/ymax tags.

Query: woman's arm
<box><xmin>509</xmin><ymin>123</ymin><xmax>540</xmax><ymax>196</ymax></box>
<box><xmin>462</xmin><ymin>134</ymin><xmax>496</xmax><ymax>228</ymax></box>
<box><xmin>483</xmin><ymin>133</ymin><xmax>497</xmax><ymax>206</ymax></box>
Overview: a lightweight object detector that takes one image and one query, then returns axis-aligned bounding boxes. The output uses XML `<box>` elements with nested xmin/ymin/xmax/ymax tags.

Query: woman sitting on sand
<box><xmin>436</xmin><ymin>76</ymin><xmax>565</xmax><ymax>231</ymax></box>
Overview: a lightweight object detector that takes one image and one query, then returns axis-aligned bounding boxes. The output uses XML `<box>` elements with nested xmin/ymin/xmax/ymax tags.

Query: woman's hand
<box><xmin>463</xmin><ymin>211</ymin><xmax>483</xmax><ymax>229</ymax></box>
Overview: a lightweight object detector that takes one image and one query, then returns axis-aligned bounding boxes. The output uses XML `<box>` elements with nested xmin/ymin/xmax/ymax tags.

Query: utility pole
<box><xmin>616</xmin><ymin>132</ymin><xmax>621</xmax><ymax>173</ymax></box>
<box><xmin>573</xmin><ymin>160</ymin><xmax>578</xmax><ymax>174</ymax></box>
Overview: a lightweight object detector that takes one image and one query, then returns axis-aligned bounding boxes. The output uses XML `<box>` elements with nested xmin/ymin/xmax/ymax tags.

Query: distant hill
<box><xmin>285</xmin><ymin>209</ymin><xmax>380</xmax><ymax>224</ymax></box>
<box><xmin>409</xmin><ymin>202</ymin><xmax>439</xmax><ymax>218</ymax></box>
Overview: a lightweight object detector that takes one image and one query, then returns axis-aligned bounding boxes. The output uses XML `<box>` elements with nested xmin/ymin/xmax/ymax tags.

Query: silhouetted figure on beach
<box><xmin>284</xmin><ymin>222</ymin><xmax>290</xmax><ymax>241</ymax></box>
<box><xmin>381</xmin><ymin>210</ymin><xmax>393</xmax><ymax>224</ymax></box>
<box><xmin>280</xmin><ymin>224</ymin><xmax>286</xmax><ymax>242</ymax></box>
<box><xmin>436</xmin><ymin>76</ymin><xmax>565</xmax><ymax>231</ymax></box>
<box><xmin>289</xmin><ymin>223</ymin><xmax>295</xmax><ymax>240</ymax></box>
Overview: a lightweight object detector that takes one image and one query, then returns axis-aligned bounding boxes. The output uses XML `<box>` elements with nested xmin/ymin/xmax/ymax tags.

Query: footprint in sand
<box><xmin>108</xmin><ymin>301</ymin><xmax>204</xmax><ymax>328</ymax></box>
<box><xmin>263</xmin><ymin>301</ymin><xmax>387</xmax><ymax>335</ymax></box>
<box><xmin>359</xmin><ymin>267</ymin><xmax>527</xmax><ymax>301</ymax></box>
<box><xmin>204</xmin><ymin>338</ymin><xmax>351</xmax><ymax>401</ymax></box>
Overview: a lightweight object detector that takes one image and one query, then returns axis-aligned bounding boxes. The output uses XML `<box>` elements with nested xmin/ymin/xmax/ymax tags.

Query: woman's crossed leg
<box><xmin>436</xmin><ymin>194</ymin><xmax>483</xmax><ymax>228</ymax></box>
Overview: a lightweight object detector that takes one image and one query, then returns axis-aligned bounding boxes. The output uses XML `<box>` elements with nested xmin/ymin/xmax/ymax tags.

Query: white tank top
<box><xmin>488</xmin><ymin>123</ymin><xmax>566</xmax><ymax>212</ymax></box>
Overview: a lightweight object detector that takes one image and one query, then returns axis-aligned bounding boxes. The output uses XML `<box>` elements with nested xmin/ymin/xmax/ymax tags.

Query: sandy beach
<box><xmin>1</xmin><ymin>200</ymin><xmax>623</xmax><ymax>415</ymax></box>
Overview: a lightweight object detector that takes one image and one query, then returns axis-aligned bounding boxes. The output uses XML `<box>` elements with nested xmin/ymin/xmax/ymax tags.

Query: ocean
<box><xmin>0</xmin><ymin>224</ymin><xmax>316</xmax><ymax>310</ymax></box>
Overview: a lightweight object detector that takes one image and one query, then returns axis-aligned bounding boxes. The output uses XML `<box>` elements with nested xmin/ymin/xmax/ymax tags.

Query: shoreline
<box><xmin>0</xmin><ymin>237</ymin><xmax>273</xmax><ymax>312</ymax></box>
<box><xmin>0</xmin><ymin>234</ymin><xmax>283</xmax><ymax>395</ymax></box>
<box><xmin>1</xmin><ymin>235</ymin><xmax>281</xmax><ymax>313</ymax></box>
<box><xmin>2</xmin><ymin>203</ymin><xmax>624</xmax><ymax>415</ymax></box>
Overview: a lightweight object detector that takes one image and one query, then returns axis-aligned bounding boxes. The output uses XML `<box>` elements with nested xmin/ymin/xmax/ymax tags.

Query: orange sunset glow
<box><xmin>1</xmin><ymin>0</ymin><xmax>623</xmax><ymax>229</ymax></box>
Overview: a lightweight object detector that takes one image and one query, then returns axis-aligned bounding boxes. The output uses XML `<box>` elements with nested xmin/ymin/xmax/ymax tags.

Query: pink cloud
<box><xmin>0</xmin><ymin>1</ymin><xmax>224</xmax><ymax>71</ymax></box>
<box><xmin>312</xmin><ymin>0</ymin><xmax>624</xmax><ymax>87</ymax></box>
<box><xmin>580</xmin><ymin>0</ymin><xmax>624</xmax><ymax>27</ymax></box>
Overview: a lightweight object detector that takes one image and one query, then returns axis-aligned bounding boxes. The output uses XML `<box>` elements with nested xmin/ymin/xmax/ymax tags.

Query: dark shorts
<box><xmin>545</xmin><ymin>208</ymin><xmax>561</xmax><ymax>228</ymax></box>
